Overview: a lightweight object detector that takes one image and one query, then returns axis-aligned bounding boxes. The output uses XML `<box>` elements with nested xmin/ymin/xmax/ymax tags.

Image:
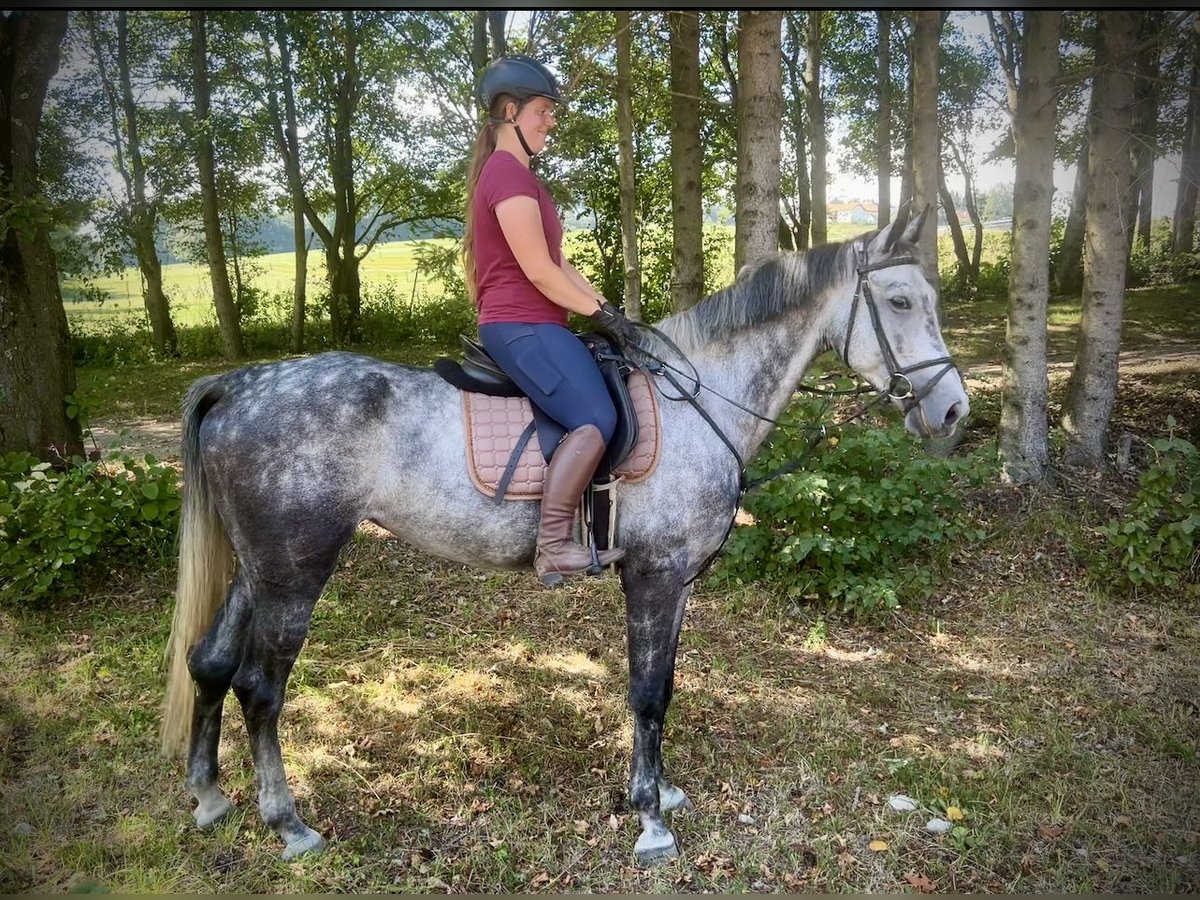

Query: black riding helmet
<box><xmin>477</xmin><ymin>55</ymin><xmax>562</xmax><ymax>112</ymax></box>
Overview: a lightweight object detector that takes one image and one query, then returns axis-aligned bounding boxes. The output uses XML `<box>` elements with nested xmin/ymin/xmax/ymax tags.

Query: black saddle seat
<box><xmin>433</xmin><ymin>333</ymin><xmax>640</xmax><ymax>477</ymax></box>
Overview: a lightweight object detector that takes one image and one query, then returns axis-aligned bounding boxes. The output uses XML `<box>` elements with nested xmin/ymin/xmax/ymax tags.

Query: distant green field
<box><xmin>61</xmin><ymin>238</ymin><xmax>459</xmax><ymax>331</ymax></box>
<box><xmin>61</xmin><ymin>222</ymin><xmax>929</xmax><ymax>333</ymax></box>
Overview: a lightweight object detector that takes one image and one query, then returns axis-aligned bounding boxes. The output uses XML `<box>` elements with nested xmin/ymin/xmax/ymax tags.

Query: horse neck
<box><xmin>656</xmin><ymin>263</ymin><xmax>852</xmax><ymax>463</ymax></box>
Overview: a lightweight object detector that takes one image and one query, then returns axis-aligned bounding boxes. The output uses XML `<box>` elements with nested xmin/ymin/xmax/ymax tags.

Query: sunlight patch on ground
<box><xmin>530</xmin><ymin>651</ymin><xmax>608</xmax><ymax>680</ymax></box>
<box><xmin>821</xmin><ymin>645</ymin><xmax>886</xmax><ymax>664</ymax></box>
<box><xmin>435</xmin><ymin>670</ymin><xmax>517</xmax><ymax>706</ymax></box>
<box><xmin>288</xmin><ymin>690</ymin><xmax>348</xmax><ymax>743</ymax></box>
<box><xmin>359</xmin><ymin>679</ymin><xmax>424</xmax><ymax>718</ymax></box>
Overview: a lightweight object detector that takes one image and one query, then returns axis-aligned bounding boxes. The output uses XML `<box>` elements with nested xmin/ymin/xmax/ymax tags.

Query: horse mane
<box><xmin>655</xmin><ymin>239</ymin><xmax>856</xmax><ymax>353</ymax></box>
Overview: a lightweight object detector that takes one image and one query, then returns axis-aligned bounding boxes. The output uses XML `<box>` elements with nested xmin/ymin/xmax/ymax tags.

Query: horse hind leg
<box><xmin>184</xmin><ymin>572</ymin><xmax>254</xmax><ymax>829</ymax></box>
<box><xmin>231</xmin><ymin>576</ymin><xmax>327</xmax><ymax>860</ymax></box>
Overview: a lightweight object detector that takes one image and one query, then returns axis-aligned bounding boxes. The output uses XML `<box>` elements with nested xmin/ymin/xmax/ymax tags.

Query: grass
<box><xmin>2</xmin><ymin>511</ymin><xmax>1197</xmax><ymax>893</ymax></box>
<box><xmin>6</xmin><ymin>229</ymin><xmax>1198</xmax><ymax>892</ymax></box>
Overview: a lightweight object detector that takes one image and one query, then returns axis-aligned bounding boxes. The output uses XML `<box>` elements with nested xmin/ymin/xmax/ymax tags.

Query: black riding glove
<box><xmin>588</xmin><ymin>301</ymin><xmax>640</xmax><ymax>350</ymax></box>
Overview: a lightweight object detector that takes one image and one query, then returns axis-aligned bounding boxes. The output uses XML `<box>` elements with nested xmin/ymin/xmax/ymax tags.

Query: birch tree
<box><xmin>989</xmin><ymin>11</ymin><xmax>1061</xmax><ymax>483</ymax></box>
<box><xmin>781</xmin><ymin>13</ymin><xmax>811</xmax><ymax>251</ymax></box>
<box><xmin>1173</xmin><ymin>25</ymin><xmax>1200</xmax><ymax>254</ymax></box>
<box><xmin>668</xmin><ymin>11</ymin><xmax>703</xmax><ymax>311</ymax></box>
<box><xmin>615</xmin><ymin>11</ymin><xmax>641</xmax><ymax>319</ymax></box>
<box><xmin>733</xmin><ymin>11</ymin><xmax>783</xmax><ymax>272</ymax></box>
<box><xmin>803</xmin><ymin>12</ymin><xmax>828</xmax><ymax>246</ymax></box>
<box><xmin>1131</xmin><ymin>12</ymin><xmax>1163</xmax><ymax>250</ymax></box>
<box><xmin>1062</xmin><ymin>12</ymin><xmax>1139</xmax><ymax>468</ymax></box>
<box><xmin>911</xmin><ymin>11</ymin><xmax>942</xmax><ymax>289</ymax></box>
<box><xmin>877</xmin><ymin>11</ymin><xmax>892</xmax><ymax>227</ymax></box>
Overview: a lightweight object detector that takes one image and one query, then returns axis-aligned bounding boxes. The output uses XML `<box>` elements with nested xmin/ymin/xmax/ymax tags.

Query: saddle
<box><xmin>433</xmin><ymin>333</ymin><xmax>661</xmax><ymax>505</ymax></box>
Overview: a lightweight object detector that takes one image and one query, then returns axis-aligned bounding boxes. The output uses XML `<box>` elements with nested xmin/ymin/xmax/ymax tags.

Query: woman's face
<box><xmin>509</xmin><ymin>96</ymin><xmax>557</xmax><ymax>153</ymax></box>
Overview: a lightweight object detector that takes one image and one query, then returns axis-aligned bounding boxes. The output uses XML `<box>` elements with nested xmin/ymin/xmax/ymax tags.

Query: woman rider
<box><xmin>463</xmin><ymin>55</ymin><xmax>640</xmax><ymax>586</ymax></box>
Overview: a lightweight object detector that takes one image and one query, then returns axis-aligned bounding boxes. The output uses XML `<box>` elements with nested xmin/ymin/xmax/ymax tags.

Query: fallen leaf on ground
<box><xmin>904</xmin><ymin>871</ymin><xmax>938</xmax><ymax>893</ymax></box>
<box><xmin>869</xmin><ymin>839</ymin><xmax>889</xmax><ymax>852</ymax></box>
<box><xmin>1039</xmin><ymin>824</ymin><xmax>1065</xmax><ymax>840</ymax></box>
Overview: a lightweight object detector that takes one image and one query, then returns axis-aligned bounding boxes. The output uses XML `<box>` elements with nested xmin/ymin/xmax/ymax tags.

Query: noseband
<box><xmin>842</xmin><ymin>241</ymin><xmax>959</xmax><ymax>422</ymax></box>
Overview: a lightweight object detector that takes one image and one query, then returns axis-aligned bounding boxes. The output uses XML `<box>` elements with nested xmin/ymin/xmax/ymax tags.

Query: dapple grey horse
<box><xmin>161</xmin><ymin>207</ymin><xmax>968</xmax><ymax>864</ymax></box>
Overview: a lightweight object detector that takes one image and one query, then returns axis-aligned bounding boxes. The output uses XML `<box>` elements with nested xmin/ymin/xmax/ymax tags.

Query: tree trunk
<box><xmin>734</xmin><ymin>11</ymin><xmax>783</xmax><ymax>272</ymax></box>
<box><xmin>803</xmin><ymin>11</ymin><xmax>827</xmax><ymax>246</ymax></box>
<box><xmin>877</xmin><ymin>10</ymin><xmax>892</xmax><ymax>228</ymax></box>
<box><xmin>998</xmin><ymin>11</ymin><xmax>1060</xmax><ymax>484</ymax></box>
<box><xmin>117</xmin><ymin>11</ymin><xmax>176</xmax><ymax>357</ymax></box>
<box><xmin>1131</xmin><ymin>12</ymin><xmax>1162</xmax><ymax>250</ymax></box>
<box><xmin>898</xmin><ymin>43</ymin><xmax>915</xmax><ymax>214</ymax></box>
<box><xmin>191</xmin><ymin>11</ymin><xmax>244</xmax><ymax>361</ymax></box>
<box><xmin>783</xmin><ymin>13</ymin><xmax>810</xmax><ymax>251</ymax></box>
<box><xmin>290</xmin><ymin>207</ymin><xmax>308</xmax><ymax>353</ymax></box>
<box><xmin>327</xmin><ymin>11</ymin><xmax>361</xmax><ymax>344</ymax></box>
<box><xmin>1172</xmin><ymin>32</ymin><xmax>1200</xmax><ymax>254</ymax></box>
<box><xmin>912</xmin><ymin>11</ymin><xmax>941</xmax><ymax>291</ymax></box>
<box><xmin>274</xmin><ymin>14</ymin><xmax>308</xmax><ymax>354</ymax></box>
<box><xmin>1062</xmin><ymin>12</ymin><xmax>1138</xmax><ymax>469</ymax></box>
<box><xmin>472</xmin><ymin>12</ymin><xmax>487</xmax><ymax>77</ymax></box>
<box><xmin>956</xmin><ymin>145</ymin><xmax>984</xmax><ymax>280</ymax></box>
<box><xmin>1056</xmin><ymin>131</ymin><xmax>1091</xmax><ymax>297</ymax></box>
<box><xmin>669</xmin><ymin>11</ymin><xmax>703</xmax><ymax>311</ymax></box>
<box><xmin>938</xmin><ymin>158</ymin><xmax>970</xmax><ymax>286</ymax></box>
<box><xmin>0</xmin><ymin>11</ymin><xmax>82</xmax><ymax>460</ymax></box>
<box><xmin>615</xmin><ymin>12</ymin><xmax>641</xmax><ymax>319</ymax></box>
<box><xmin>488</xmin><ymin>11</ymin><xmax>507</xmax><ymax>58</ymax></box>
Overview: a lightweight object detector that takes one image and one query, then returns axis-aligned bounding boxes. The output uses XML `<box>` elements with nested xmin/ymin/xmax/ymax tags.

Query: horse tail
<box><xmin>161</xmin><ymin>374</ymin><xmax>235</xmax><ymax>757</ymax></box>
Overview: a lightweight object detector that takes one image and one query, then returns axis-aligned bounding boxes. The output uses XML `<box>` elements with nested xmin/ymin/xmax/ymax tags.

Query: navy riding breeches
<box><xmin>478</xmin><ymin>322</ymin><xmax>617</xmax><ymax>459</ymax></box>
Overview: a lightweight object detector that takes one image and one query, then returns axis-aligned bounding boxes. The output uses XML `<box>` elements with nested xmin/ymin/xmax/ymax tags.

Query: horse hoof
<box><xmin>539</xmin><ymin>572</ymin><xmax>565</xmax><ymax>588</ymax></box>
<box><xmin>634</xmin><ymin>828</ymin><xmax>680</xmax><ymax>866</ymax></box>
<box><xmin>193</xmin><ymin>796</ymin><xmax>233</xmax><ymax>830</ymax></box>
<box><xmin>281</xmin><ymin>828</ymin><xmax>326</xmax><ymax>861</ymax></box>
<box><xmin>659</xmin><ymin>784</ymin><xmax>694</xmax><ymax>814</ymax></box>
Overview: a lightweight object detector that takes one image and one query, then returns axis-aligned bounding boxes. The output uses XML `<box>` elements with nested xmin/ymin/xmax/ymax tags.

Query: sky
<box><xmin>819</xmin><ymin>11</ymin><xmax>1187</xmax><ymax>219</ymax></box>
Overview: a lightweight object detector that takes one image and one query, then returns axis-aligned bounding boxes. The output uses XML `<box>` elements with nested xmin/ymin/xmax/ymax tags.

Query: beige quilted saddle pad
<box><xmin>463</xmin><ymin>368</ymin><xmax>661</xmax><ymax>500</ymax></box>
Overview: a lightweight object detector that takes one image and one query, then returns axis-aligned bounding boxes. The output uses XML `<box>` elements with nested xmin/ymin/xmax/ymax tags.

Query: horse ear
<box><xmin>867</xmin><ymin>204</ymin><xmax>910</xmax><ymax>257</ymax></box>
<box><xmin>900</xmin><ymin>203</ymin><xmax>932</xmax><ymax>244</ymax></box>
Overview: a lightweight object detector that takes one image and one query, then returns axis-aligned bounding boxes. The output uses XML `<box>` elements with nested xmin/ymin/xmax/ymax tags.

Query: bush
<box><xmin>717</xmin><ymin>397</ymin><xmax>992</xmax><ymax>614</ymax></box>
<box><xmin>1126</xmin><ymin>220</ymin><xmax>1200</xmax><ymax>288</ymax></box>
<box><xmin>0</xmin><ymin>452</ymin><xmax>181</xmax><ymax>606</ymax></box>
<box><xmin>1095</xmin><ymin>419</ymin><xmax>1198</xmax><ymax>594</ymax></box>
<box><xmin>71</xmin><ymin>315</ymin><xmax>157</xmax><ymax>366</ymax></box>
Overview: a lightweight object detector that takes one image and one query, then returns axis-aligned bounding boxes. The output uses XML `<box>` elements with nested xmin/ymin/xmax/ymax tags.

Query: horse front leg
<box><xmin>622</xmin><ymin>561</ymin><xmax>693</xmax><ymax>865</ymax></box>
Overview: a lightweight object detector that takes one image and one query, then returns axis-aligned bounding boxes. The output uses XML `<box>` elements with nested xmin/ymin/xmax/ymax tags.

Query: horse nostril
<box><xmin>943</xmin><ymin>402</ymin><xmax>962</xmax><ymax>427</ymax></box>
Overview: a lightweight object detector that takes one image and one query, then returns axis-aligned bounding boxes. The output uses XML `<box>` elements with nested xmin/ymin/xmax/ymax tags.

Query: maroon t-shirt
<box><xmin>472</xmin><ymin>150</ymin><xmax>567</xmax><ymax>326</ymax></box>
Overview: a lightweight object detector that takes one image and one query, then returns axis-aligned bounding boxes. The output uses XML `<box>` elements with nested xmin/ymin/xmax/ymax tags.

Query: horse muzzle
<box><xmin>899</xmin><ymin>370</ymin><xmax>969</xmax><ymax>439</ymax></box>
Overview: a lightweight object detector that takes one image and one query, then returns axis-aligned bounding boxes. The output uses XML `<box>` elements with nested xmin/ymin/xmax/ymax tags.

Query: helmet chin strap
<box><xmin>511</xmin><ymin>120</ymin><xmax>537</xmax><ymax>158</ymax></box>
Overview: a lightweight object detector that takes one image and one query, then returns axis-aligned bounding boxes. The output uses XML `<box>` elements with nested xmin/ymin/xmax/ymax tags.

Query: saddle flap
<box><xmin>463</xmin><ymin>368</ymin><xmax>660</xmax><ymax>500</ymax></box>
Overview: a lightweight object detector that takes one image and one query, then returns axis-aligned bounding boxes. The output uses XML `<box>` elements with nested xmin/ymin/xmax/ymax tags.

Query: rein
<box><xmin>615</xmin><ymin>242</ymin><xmax>961</xmax><ymax>585</ymax></box>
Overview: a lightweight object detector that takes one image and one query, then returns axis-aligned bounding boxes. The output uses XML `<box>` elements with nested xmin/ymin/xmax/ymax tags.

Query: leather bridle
<box><xmin>841</xmin><ymin>240</ymin><xmax>960</xmax><ymax>432</ymax></box>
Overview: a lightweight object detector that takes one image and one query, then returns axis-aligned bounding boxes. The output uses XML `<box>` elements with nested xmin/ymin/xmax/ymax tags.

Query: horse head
<box><xmin>838</xmin><ymin>205</ymin><xmax>970</xmax><ymax>439</ymax></box>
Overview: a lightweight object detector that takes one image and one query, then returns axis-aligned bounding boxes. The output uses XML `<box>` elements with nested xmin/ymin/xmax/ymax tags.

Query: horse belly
<box><xmin>366</xmin><ymin>459</ymin><xmax>540</xmax><ymax>571</ymax></box>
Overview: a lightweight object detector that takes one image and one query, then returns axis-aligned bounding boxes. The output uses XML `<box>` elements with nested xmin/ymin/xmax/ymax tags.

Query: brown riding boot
<box><xmin>535</xmin><ymin>424</ymin><xmax>626</xmax><ymax>586</ymax></box>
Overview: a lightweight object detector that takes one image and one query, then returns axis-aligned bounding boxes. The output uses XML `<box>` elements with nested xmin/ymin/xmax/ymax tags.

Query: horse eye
<box><xmin>889</xmin><ymin>296</ymin><xmax>912</xmax><ymax>311</ymax></box>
